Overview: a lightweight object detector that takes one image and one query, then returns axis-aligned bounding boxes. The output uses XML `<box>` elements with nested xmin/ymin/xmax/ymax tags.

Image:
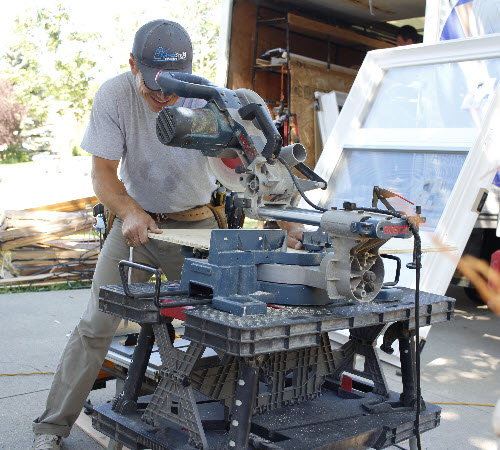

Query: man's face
<box><xmin>396</xmin><ymin>35</ymin><xmax>415</xmax><ymax>46</ymax></box>
<box><xmin>129</xmin><ymin>54</ymin><xmax>179</xmax><ymax>113</ymax></box>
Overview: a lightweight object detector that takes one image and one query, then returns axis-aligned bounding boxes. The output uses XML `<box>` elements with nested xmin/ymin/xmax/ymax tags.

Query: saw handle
<box><xmin>381</xmin><ymin>254</ymin><xmax>402</xmax><ymax>287</ymax></box>
<box><xmin>118</xmin><ymin>260</ymin><xmax>162</xmax><ymax>305</ymax></box>
<box><xmin>156</xmin><ymin>71</ymin><xmax>218</xmax><ymax>102</ymax></box>
<box><xmin>238</xmin><ymin>103</ymin><xmax>282</xmax><ymax>163</ymax></box>
<box><xmin>118</xmin><ymin>260</ymin><xmax>194</xmax><ymax>308</ymax></box>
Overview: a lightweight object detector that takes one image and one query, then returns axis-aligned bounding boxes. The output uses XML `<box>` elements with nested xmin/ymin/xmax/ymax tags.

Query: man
<box><xmin>32</xmin><ymin>20</ymin><xmax>303</xmax><ymax>450</ymax></box>
<box><xmin>396</xmin><ymin>25</ymin><xmax>422</xmax><ymax>46</ymax></box>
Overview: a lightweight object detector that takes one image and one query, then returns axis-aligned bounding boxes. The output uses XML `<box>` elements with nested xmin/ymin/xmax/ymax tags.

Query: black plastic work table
<box><xmin>94</xmin><ymin>283</ymin><xmax>455</xmax><ymax>449</ymax></box>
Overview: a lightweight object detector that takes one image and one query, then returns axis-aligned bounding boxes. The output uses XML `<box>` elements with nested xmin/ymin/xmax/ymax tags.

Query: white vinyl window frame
<box><xmin>305</xmin><ymin>34</ymin><xmax>500</xmax><ymax>295</ymax></box>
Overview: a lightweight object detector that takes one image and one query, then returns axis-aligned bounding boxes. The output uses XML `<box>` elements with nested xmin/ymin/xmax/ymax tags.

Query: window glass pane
<box><xmin>320</xmin><ymin>150</ymin><xmax>467</xmax><ymax>230</ymax></box>
<box><xmin>363</xmin><ymin>58</ymin><xmax>500</xmax><ymax>129</ymax></box>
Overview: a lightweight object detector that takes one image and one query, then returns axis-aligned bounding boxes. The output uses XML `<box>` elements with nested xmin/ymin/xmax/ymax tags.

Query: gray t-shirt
<box><xmin>81</xmin><ymin>71</ymin><xmax>217</xmax><ymax>213</ymax></box>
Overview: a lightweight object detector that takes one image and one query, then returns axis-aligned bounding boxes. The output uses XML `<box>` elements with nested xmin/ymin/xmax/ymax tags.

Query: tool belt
<box><xmin>146</xmin><ymin>204</ymin><xmax>228</xmax><ymax>229</ymax></box>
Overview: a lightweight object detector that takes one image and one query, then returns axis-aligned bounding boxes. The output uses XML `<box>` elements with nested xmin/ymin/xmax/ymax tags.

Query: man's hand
<box><xmin>286</xmin><ymin>227</ymin><xmax>305</xmax><ymax>250</ymax></box>
<box><xmin>91</xmin><ymin>155</ymin><xmax>162</xmax><ymax>247</ymax></box>
<box><xmin>122</xmin><ymin>209</ymin><xmax>162</xmax><ymax>247</ymax></box>
<box><xmin>278</xmin><ymin>221</ymin><xmax>305</xmax><ymax>250</ymax></box>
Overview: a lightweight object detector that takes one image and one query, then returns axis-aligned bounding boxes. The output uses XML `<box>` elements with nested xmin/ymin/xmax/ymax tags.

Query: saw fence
<box><xmin>0</xmin><ymin>196</ymin><xmax>100</xmax><ymax>288</ymax></box>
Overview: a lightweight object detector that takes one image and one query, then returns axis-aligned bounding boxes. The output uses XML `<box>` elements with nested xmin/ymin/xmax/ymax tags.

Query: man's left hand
<box><xmin>287</xmin><ymin>227</ymin><xmax>304</xmax><ymax>249</ymax></box>
<box><xmin>278</xmin><ymin>221</ymin><xmax>305</xmax><ymax>250</ymax></box>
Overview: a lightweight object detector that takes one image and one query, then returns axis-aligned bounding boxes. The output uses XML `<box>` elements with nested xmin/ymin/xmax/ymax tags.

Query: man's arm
<box><xmin>91</xmin><ymin>155</ymin><xmax>161</xmax><ymax>246</ymax></box>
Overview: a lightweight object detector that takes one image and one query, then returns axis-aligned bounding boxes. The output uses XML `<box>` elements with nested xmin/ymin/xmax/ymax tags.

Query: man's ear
<box><xmin>129</xmin><ymin>53</ymin><xmax>138</xmax><ymax>75</ymax></box>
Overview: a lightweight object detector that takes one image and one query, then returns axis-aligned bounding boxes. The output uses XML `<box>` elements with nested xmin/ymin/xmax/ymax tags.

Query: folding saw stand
<box><xmin>93</xmin><ymin>267</ymin><xmax>454</xmax><ymax>449</ymax></box>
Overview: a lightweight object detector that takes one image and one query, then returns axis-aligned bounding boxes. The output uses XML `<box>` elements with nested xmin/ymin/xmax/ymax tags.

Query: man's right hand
<box><xmin>91</xmin><ymin>155</ymin><xmax>162</xmax><ymax>247</ymax></box>
<box><xmin>121</xmin><ymin>209</ymin><xmax>162</xmax><ymax>247</ymax></box>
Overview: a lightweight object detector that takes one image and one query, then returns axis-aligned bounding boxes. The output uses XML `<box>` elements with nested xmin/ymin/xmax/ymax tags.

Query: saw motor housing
<box><xmin>155</xmin><ymin>71</ymin><xmax>325</xmax><ymax>216</ymax></box>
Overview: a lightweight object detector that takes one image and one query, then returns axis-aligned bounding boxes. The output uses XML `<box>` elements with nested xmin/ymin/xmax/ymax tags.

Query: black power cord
<box><xmin>279</xmin><ymin>157</ymin><xmax>423</xmax><ymax>449</ymax></box>
<box><xmin>350</xmin><ymin>206</ymin><xmax>422</xmax><ymax>450</ymax></box>
<box><xmin>278</xmin><ymin>156</ymin><xmax>328</xmax><ymax>212</ymax></box>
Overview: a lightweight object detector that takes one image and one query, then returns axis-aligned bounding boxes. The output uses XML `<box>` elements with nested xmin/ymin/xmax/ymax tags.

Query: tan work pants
<box><xmin>33</xmin><ymin>215</ymin><xmax>218</xmax><ymax>438</ymax></box>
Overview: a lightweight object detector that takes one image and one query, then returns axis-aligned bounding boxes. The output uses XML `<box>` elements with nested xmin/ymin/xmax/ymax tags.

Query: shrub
<box><xmin>72</xmin><ymin>145</ymin><xmax>90</xmax><ymax>156</ymax></box>
<box><xmin>0</xmin><ymin>145</ymin><xmax>31</xmax><ymax>164</ymax></box>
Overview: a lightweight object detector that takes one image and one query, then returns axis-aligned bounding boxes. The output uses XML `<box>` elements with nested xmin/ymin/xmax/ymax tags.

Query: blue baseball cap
<box><xmin>132</xmin><ymin>20</ymin><xmax>193</xmax><ymax>91</ymax></box>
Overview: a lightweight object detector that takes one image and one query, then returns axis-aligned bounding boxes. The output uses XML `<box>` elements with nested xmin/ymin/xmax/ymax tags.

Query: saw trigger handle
<box><xmin>239</xmin><ymin>103</ymin><xmax>282</xmax><ymax>163</ymax></box>
<box><xmin>155</xmin><ymin>71</ymin><xmax>218</xmax><ymax>101</ymax></box>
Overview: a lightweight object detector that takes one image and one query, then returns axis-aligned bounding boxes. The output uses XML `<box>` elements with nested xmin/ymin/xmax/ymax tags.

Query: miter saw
<box><xmin>151</xmin><ymin>71</ymin><xmax>420</xmax><ymax>315</ymax></box>
<box><xmin>91</xmin><ymin>73</ymin><xmax>451</xmax><ymax>450</ymax></box>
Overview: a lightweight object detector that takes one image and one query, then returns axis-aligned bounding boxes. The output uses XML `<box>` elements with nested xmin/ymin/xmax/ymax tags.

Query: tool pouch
<box><xmin>105</xmin><ymin>209</ymin><xmax>116</xmax><ymax>238</ymax></box>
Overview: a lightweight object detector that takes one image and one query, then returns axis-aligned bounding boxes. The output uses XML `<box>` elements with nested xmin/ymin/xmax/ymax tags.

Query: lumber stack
<box><xmin>0</xmin><ymin>196</ymin><xmax>101</xmax><ymax>288</ymax></box>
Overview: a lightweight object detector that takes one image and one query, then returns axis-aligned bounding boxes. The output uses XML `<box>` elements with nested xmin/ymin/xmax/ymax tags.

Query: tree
<box><xmin>0</xmin><ymin>1</ymin><xmax>223</xmax><ymax>156</ymax></box>
<box><xmin>183</xmin><ymin>0</ymin><xmax>222</xmax><ymax>81</ymax></box>
<box><xmin>0</xmin><ymin>80</ymin><xmax>25</xmax><ymax>148</ymax></box>
<box><xmin>1</xmin><ymin>4</ymin><xmax>102</xmax><ymax>153</ymax></box>
<box><xmin>119</xmin><ymin>0</ymin><xmax>222</xmax><ymax>81</ymax></box>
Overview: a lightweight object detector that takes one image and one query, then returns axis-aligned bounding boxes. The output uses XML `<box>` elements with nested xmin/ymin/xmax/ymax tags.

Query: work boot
<box><xmin>32</xmin><ymin>434</ymin><xmax>61</xmax><ymax>450</ymax></box>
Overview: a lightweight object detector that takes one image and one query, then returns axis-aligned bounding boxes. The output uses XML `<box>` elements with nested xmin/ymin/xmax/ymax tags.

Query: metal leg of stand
<box><xmin>400</xmin><ymin>334</ymin><xmax>421</xmax><ymax>449</ymax></box>
<box><xmin>228</xmin><ymin>358</ymin><xmax>259</xmax><ymax>449</ymax></box>
<box><xmin>113</xmin><ymin>324</ymin><xmax>155</xmax><ymax>414</ymax></box>
<box><xmin>398</xmin><ymin>335</ymin><xmax>416</xmax><ymax>407</ymax></box>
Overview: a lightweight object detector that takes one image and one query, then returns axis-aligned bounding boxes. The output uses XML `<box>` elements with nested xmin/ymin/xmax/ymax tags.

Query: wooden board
<box><xmin>3</xmin><ymin>210</ymin><xmax>88</xmax><ymax>227</ymax></box>
<box><xmin>0</xmin><ymin>279</ymin><xmax>87</xmax><ymax>289</ymax></box>
<box><xmin>74</xmin><ymin>411</ymin><xmax>131</xmax><ymax>449</ymax></box>
<box><xmin>27</xmin><ymin>196</ymin><xmax>98</xmax><ymax>212</ymax></box>
<box><xmin>227</xmin><ymin>0</ymin><xmax>257</xmax><ymax>91</ymax></box>
<box><xmin>0</xmin><ymin>273</ymin><xmax>68</xmax><ymax>286</ymax></box>
<box><xmin>290</xmin><ymin>59</ymin><xmax>357</xmax><ymax>168</ymax></box>
<box><xmin>287</xmin><ymin>14</ymin><xmax>393</xmax><ymax>49</ymax></box>
<box><xmin>148</xmin><ymin>229</ymin><xmax>211</xmax><ymax>250</ymax></box>
<box><xmin>43</xmin><ymin>238</ymin><xmax>100</xmax><ymax>250</ymax></box>
<box><xmin>0</xmin><ymin>218</ymin><xmax>84</xmax><ymax>241</ymax></box>
<box><xmin>0</xmin><ymin>221</ymin><xmax>92</xmax><ymax>251</ymax></box>
<box><xmin>74</xmin><ymin>412</ymin><xmax>109</xmax><ymax>447</ymax></box>
<box><xmin>9</xmin><ymin>248</ymin><xmax>99</xmax><ymax>262</ymax></box>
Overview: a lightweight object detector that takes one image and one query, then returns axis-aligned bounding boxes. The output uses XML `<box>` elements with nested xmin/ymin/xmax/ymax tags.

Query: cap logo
<box><xmin>153</xmin><ymin>47</ymin><xmax>187</xmax><ymax>62</ymax></box>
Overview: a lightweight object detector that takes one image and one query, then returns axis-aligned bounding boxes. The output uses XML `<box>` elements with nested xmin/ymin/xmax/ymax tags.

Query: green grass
<box><xmin>0</xmin><ymin>280</ymin><xmax>92</xmax><ymax>294</ymax></box>
<box><xmin>243</xmin><ymin>218</ymin><xmax>259</xmax><ymax>229</ymax></box>
<box><xmin>0</xmin><ymin>147</ymin><xmax>32</xmax><ymax>164</ymax></box>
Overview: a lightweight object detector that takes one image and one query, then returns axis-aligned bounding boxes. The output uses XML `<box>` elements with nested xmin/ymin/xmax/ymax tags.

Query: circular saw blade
<box><xmin>208</xmin><ymin>156</ymin><xmax>245</xmax><ymax>192</ymax></box>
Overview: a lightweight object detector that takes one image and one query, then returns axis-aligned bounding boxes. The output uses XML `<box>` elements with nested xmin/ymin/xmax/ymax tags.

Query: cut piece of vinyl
<box><xmin>208</xmin><ymin>156</ymin><xmax>245</xmax><ymax>192</ymax></box>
